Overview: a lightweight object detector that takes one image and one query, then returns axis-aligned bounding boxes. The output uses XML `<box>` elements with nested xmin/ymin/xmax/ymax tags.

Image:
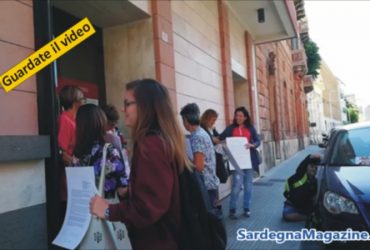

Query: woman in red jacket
<box><xmin>90</xmin><ymin>79</ymin><xmax>191</xmax><ymax>250</ymax></box>
<box><xmin>57</xmin><ymin>85</ymin><xmax>85</xmax><ymax>217</ymax></box>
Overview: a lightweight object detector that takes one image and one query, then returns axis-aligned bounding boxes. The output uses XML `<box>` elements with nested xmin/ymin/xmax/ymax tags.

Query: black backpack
<box><xmin>178</xmin><ymin>167</ymin><xmax>227</xmax><ymax>250</ymax></box>
<box><xmin>215</xmin><ymin>152</ymin><xmax>230</xmax><ymax>183</ymax></box>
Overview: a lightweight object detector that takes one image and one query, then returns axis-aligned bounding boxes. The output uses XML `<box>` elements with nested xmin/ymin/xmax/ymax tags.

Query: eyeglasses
<box><xmin>123</xmin><ymin>100</ymin><xmax>137</xmax><ymax>109</ymax></box>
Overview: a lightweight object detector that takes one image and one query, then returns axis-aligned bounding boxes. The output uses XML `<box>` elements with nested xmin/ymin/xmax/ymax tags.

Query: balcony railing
<box><xmin>292</xmin><ymin>48</ymin><xmax>307</xmax><ymax>68</ymax></box>
<box><xmin>303</xmin><ymin>75</ymin><xmax>314</xmax><ymax>93</ymax></box>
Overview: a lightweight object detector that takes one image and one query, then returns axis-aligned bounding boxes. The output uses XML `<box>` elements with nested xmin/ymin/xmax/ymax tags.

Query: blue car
<box><xmin>310</xmin><ymin>122</ymin><xmax>370</xmax><ymax>248</ymax></box>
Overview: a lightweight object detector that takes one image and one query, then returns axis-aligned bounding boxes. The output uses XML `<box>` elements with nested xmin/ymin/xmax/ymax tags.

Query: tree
<box><xmin>345</xmin><ymin>99</ymin><xmax>359</xmax><ymax>123</ymax></box>
<box><xmin>304</xmin><ymin>39</ymin><xmax>321</xmax><ymax>79</ymax></box>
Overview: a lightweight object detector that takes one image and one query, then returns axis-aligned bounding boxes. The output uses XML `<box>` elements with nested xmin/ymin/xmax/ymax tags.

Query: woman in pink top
<box><xmin>57</xmin><ymin>85</ymin><xmax>85</xmax><ymax>213</ymax></box>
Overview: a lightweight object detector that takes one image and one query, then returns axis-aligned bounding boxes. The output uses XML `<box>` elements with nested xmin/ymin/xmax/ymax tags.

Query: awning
<box><xmin>227</xmin><ymin>0</ymin><xmax>298</xmax><ymax>44</ymax></box>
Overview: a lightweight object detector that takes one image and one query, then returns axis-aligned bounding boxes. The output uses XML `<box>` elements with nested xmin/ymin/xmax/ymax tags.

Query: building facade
<box><xmin>319</xmin><ymin>61</ymin><xmax>342</xmax><ymax>131</ymax></box>
<box><xmin>307</xmin><ymin>73</ymin><xmax>326</xmax><ymax>143</ymax></box>
<box><xmin>0</xmin><ymin>0</ymin><xmax>310</xmax><ymax>248</ymax></box>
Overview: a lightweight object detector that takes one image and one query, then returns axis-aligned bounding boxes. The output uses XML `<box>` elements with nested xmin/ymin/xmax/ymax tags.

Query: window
<box><xmin>330</xmin><ymin>127</ymin><xmax>370</xmax><ymax>166</ymax></box>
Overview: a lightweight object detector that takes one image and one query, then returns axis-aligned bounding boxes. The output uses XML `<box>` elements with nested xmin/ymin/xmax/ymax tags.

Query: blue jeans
<box><xmin>229</xmin><ymin>169</ymin><xmax>253</xmax><ymax>212</ymax></box>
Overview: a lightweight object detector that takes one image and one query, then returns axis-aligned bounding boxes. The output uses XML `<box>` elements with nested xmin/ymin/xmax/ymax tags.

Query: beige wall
<box><xmin>171</xmin><ymin>1</ymin><xmax>225</xmax><ymax>131</ymax></box>
<box><xmin>229</xmin><ymin>7</ymin><xmax>250</xmax><ymax>111</ymax></box>
<box><xmin>0</xmin><ymin>0</ymin><xmax>38</xmax><ymax>136</ymax></box>
<box><xmin>103</xmin><ymin>19</ymin><xmax>155</xmax><ymax>136</ymax></box>
<box><xmin>172</xmin><ymin>1</ymin><xmax>238</xmax><ymax>198</ymax></box>
<box><xmin>229</xmin><ymin>11</ymin><xmax>247</xmax><ymax>79</ymax></box>
<box><xmin>320</xmin><ymin>61</ymin><xmax>341</xmax><ymax>121</ymax></box>
<box><xmin>234</xmin><ymin>79</ymin><xmax>250</xmax><ymax>109</ymax></box>
<box><xmin>0</xmin><ymin>1</ymin><xmax>46</xmax><ymax>214</ymax></box>
<box><xmin>0</xmin><ymin>160</ymin><xmax>46</xmax><ymax>213</ymax></box>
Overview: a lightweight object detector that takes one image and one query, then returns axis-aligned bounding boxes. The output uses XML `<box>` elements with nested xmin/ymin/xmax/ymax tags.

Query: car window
<box><xmin>329</xmin><ymin>127</ymin><xmax>370</xmax><ymax>166</ymax></box>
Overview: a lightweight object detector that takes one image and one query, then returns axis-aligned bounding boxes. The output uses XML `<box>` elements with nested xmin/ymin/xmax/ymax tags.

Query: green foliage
<box><xmin>345</xmin><ymin>99</ymin><xmax>359</xmax><ymax>123</ymax></box>
<box><xmin>304</xmin><ymin>40</ymin><xmax>321</xmax><ymax>79</ymax></box>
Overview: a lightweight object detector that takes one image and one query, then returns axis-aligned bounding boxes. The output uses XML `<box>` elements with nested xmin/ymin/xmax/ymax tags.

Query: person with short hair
<box><xmin>57</xmin><ymin>85</ymin><xmax>85</xmax><ymax>217</ymax></box>
<box><xmin>180</xmin><ymin>103</ymin><xmax>220</xmax><ymax>210</ymax></box>
<box><xmin>90</xmin><ymin>79</ymin><xmax>191</xmax><ymax>250</ymax></box>
<box><xmin>103</xmin><ymin>104</ymin><xmax>126</xmax><ymax>150</ymax></box>
<box><xmin>58</xmin><ymin>85</ymin><xmax>86</xmax><ymax>164</ymax></box>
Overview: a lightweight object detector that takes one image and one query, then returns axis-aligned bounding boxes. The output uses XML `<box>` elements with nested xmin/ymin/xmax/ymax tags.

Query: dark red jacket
<box><xmin>109</xmin><ymin>135</ymin><xmax>180</xmax><ymax>250</ymax></box>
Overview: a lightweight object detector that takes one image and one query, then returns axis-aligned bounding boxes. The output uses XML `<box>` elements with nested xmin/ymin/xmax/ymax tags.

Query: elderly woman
<box><xmin>180</xmin><ymin>103</ymin><xmax>220</xmax><ymax>209</ymax></box>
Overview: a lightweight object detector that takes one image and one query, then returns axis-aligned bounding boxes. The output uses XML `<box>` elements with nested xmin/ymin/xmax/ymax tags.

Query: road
<box><xmin>222</xmin><ymin>145</ymin><xmax>326</xmax><ymax>250</ymax></box>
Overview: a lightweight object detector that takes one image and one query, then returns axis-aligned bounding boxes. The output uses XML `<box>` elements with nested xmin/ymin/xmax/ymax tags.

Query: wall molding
<box><xmin>0</xmin><ymin>135</ymin><xmax>50</xmax><ymax>163</ymax></box>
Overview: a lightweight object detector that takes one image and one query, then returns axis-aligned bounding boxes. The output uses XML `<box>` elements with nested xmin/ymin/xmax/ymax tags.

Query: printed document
<box><xmin>225</xmin><ymin>137</ymin><xmax>252</xmax><ymax>170</ymax></box>
<box><xmin>53</xmin><ymin>167</ymin><xmax>97</xmax><ymax>250</ymax></box>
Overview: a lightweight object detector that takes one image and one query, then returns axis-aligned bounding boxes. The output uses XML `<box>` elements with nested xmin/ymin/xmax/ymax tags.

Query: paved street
<box><xmin>222</xmin><ymin>145</ymin><xmax>325</xmax><ymax>250</ymax></box>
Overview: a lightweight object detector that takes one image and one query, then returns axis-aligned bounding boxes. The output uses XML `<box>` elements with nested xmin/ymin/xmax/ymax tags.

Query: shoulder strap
<box><xmin>97</xmin><ymin>143</ymin><xmax>110</xmax><ymax>196</ymax></box>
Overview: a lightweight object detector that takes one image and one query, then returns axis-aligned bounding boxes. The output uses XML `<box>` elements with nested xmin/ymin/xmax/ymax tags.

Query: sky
<box><xmin>304</xmin><ymin>1</ymin><xmax>370</xmax><ymax>109</ymax></box>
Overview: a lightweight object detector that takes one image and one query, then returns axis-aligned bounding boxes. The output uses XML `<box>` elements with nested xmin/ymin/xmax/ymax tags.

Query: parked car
<box><xmin>308</xmin><ymin>122</ymin><xmax>370</xmax><ymax>248</ymax></box>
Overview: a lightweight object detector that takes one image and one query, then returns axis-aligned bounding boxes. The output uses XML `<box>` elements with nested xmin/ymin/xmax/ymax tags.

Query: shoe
<box><xmin>244</xmin><ymin>209</ymin><xmax>251</xmax><ymax>217</ymax></box>
<box><xmin>229</xmin><ymin>213</ymin><xmax>238</xmax><ymax>220</ymax></box>
<box><xmin>229</xmin><ymin>209</ymin><xmax>237</xmax><ymax>219</ymax></box>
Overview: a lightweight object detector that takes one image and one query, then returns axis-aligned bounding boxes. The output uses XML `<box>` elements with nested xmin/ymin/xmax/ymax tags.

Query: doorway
<box><xmin>233</xmin><ymin>71</ymin><xmax>250</xmax><ymax>111</ymax></box>
<box><xmin>53</xmin><ymin>7</ymin><xmax>106</xmax><ymax>106</ymax></box>
<box><xmin>34</xmin><ymin>1</ymin><xmax>154</xmax><ymax>247</ymax></box>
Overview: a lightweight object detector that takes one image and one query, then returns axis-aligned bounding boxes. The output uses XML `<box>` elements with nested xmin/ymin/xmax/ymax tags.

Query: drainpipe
<box><xmin>251</xmin><ymin>44</ymin><xmax>265</xmax><ymax>175</ymax></box>
<box><xmin>251</xmin><ymin>45</ymin><xmax>261</xmax><ymax>132</ymax></box>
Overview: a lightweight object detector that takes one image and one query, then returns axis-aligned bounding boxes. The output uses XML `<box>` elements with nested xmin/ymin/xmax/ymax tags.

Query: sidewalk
<box><xmin>221</xmin><ymin>145</ymin><xmax>323</xmax><ymax>250</ymax></box>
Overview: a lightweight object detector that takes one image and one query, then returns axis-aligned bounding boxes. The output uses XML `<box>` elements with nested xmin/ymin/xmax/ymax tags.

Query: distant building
<box><xmin>345</xmin><ymin>94</ymin><xmax>361</xmax><ymax>122</ymax></box>
<box><xmin>320</xmin><ymin>61</ymin><xmax>342</xmax><ymax>131</ymax></box>
<box><xmin>0</xmin><ymin>0</ymin><xmax>307</xmax><ymax>248</ymax></box>
<box><xmin>364</xmin><ymin>105</ymin><xmax>370</xmax><ymax>121</ymax></box>
<box><xmin>307</xmin><ymin>74</ymin><xmax>325</xmax><ymax>143</ymax></box>
<box><xmin>346</xmin><ymin>94</ymin><xmax>358</xmax><ymax>106</ymax></box>
<box><xmin>337</xmin><ymin>78</ymin><xmax>348</xmax><ymax>124</ymax></box>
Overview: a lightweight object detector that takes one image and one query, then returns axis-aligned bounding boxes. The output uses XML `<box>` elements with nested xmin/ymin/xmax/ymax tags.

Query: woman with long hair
<box><xmin>218</xmin><ymin>106</ymin><xmax>261</xmax><ymax>219</ymax></box>
<box><xmin>72</xmin><ymin>104</ymin><xmax>128</xmax><ymax>198</ymax></box>
<box><xmin>90</xmin><ymin>79</ymin><xmax>190</xmax><ymax>250</ymax></box>
<box><xmin>200</xmin><ymin>109</ymin><xmax>219</xmax><ymax>141</ymax></box>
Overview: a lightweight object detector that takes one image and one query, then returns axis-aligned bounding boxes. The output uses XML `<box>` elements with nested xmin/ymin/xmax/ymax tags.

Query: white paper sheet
<box><xmin>225</xmin><ymin>137</ymin><xmax>252</xmax><ymax>170</ymax></box>
<box><xmin>53</xmin><ymin>167</ymin><xmax>97</xmax><ymax>250</ymax></box>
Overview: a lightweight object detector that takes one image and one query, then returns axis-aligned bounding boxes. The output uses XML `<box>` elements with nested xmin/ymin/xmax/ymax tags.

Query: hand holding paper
<box><xmin>52</xmin><ymin>167</ymin><xmax>96</xmax><ymax>250</ymax></box>
<box><xmin>225</xmin><ymin>137</ymin><xmax>252</xmax><ymax>171</ymax></box>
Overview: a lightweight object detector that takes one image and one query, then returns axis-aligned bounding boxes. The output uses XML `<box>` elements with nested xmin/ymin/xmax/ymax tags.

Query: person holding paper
<box><xmin>217</xmin><ymin>107</ymin><xmax>261</xmax><ymax>219</ymax></box>
<box><xmin>90</xmin><ymin>79</ymin><xmax>191</xmax><ymax>250</ymax></box>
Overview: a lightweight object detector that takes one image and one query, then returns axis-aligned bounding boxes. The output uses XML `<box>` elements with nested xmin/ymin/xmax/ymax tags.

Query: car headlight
<box><xmin>323</xmin><ymin>191</ymin><xmax>359</xmax><ymax>215</ymax></box>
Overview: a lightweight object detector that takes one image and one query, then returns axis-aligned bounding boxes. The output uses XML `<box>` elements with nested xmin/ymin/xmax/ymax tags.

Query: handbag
<box><xmin>214</xmin><ymin>144</ymin><xmax>230</xmax><ymax>183</ymax></box>
<box><xmin>215</xmin><ymin>152</ymin><xmax>230</xmax><ymax>183</ymax></box>
<box><xmin>256</xmin><ymin>148</ymin><xmax>262</xmax><ymax>165</ymax></box>
<box><xmin>250</xmin><ymin>148</ymin><xmax>262</xmax><ymax>174</ymax></box>
<box><xmin>78</xmin><ymin>143</ymin><xmax>132</xmax><ymax>250</ymax></box>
